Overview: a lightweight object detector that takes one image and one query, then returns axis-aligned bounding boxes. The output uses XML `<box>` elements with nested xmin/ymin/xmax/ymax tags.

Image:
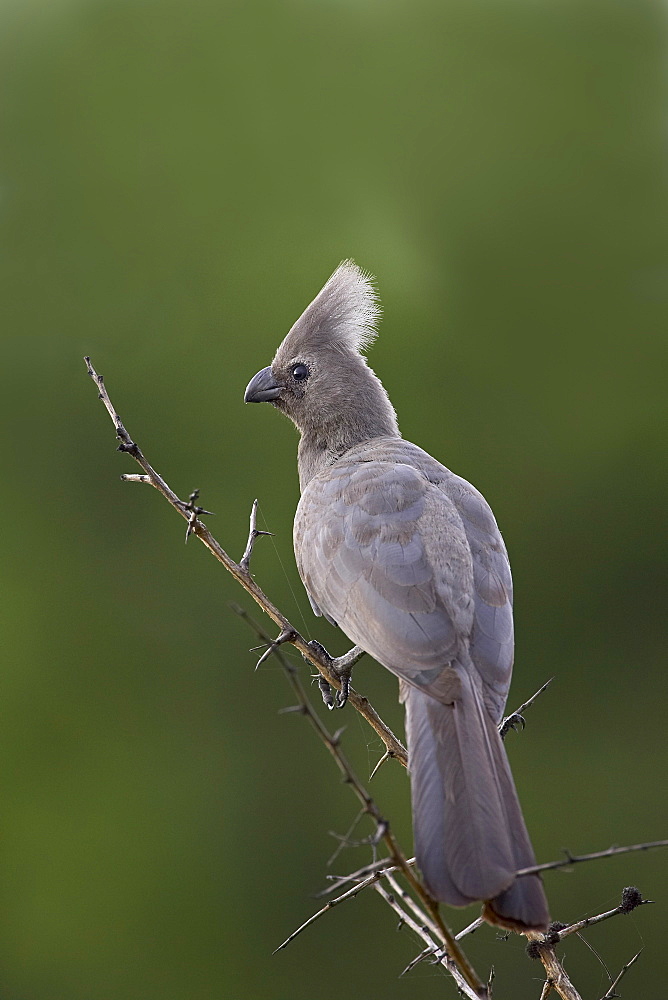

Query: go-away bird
<box><xmin>244</xmin><ymin>262</ymin><xmax>549</xmax><ymax>931</ymax></box>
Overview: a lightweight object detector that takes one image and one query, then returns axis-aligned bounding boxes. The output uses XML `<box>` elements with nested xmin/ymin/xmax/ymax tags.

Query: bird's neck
<box><xmin>297</xmin><ymin>407</ymin><xmax>400</xmax><ymax>490</ymax></box>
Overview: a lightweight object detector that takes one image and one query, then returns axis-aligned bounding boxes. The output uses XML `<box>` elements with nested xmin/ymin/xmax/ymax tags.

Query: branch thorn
<box><xmin>255</xmin><ymin>628</ymin><xmax>295</xmax><ymax>669</ymax></box>
<box><xmin>177</xmin><ymin>489</ymin><xmax>215</xmax><ymax>543</ymax></box>
<box><xmin>240</xmin><ymin>499</ymin><xmax>273</xmax><ymax>572</ymax></box>
<box><xmin>369</xmin><ymin>751</ymin><xmax>391</xmax><ymax>781</ymax></box>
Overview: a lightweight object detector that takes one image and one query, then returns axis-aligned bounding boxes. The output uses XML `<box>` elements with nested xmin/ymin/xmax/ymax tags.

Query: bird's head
<box><xmin>244</xmin><ymin>261</ymin><xmax>398</xmax><ymax>447</ymax></box>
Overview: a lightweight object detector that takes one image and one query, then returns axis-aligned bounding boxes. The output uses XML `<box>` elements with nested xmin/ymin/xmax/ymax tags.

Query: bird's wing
<box><xmin>426</xmin><ymin>463</ymin><xmax>514</xmax><ymax>722</ymax></box>
<box><xmin>294</xmin><ymin>441</ymin><xmax>513</xmax><ymax>716</ymax></box>
<box><xmin>294</xmin><ymin>450</ymin><xmax>468</xmax><ymax>702</ymax></box>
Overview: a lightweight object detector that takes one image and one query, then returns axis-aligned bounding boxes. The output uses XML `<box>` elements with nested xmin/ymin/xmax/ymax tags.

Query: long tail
<box><xmin>402</xmin><ymin>673</ymin><xmax>549</xmax><ymax>932</ymax></box>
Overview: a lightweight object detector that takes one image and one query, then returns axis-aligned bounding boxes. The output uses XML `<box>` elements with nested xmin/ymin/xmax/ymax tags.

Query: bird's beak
<box><xmin>244</xmin><ymin>366</ymin><xmax>282</xmax><ymax>403</ymax></box>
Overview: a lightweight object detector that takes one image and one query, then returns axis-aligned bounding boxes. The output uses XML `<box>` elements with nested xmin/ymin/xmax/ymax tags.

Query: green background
<box><xmin>1</xmin><ymin>0</ymin><xmax>666</xmax><ymax>997</ymax></box>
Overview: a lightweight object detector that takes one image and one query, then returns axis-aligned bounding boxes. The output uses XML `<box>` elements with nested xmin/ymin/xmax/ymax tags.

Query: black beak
<box><xmin>244</xmin><ymin>366</ymin><xmax>282</xmax><ymax>403</ymax></box>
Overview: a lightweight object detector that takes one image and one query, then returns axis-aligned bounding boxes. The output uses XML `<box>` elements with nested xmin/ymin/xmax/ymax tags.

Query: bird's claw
<box><xmin>318</xmin><ymin>675</ymin><xmax>335</xmax><ymax>709</ymax></box>
<box><xmin>333</xmin><ymin>668</ymin><xmax>351</xmax><ymax>709</ymax></box>
<box><xmin>309</xmin><ymin>640</ymin><xmax>355</xmax><ymax>710</ymax></box>
<box><xmin>499</xmin><ymin>712</ymin><xmax>526</xmax><ymax>740</ymax></box>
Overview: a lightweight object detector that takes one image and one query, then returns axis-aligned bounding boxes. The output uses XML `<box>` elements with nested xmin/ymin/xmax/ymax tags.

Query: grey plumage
<box><xmin>244</xmin><ymin>261</ymin><xmax>549</xmax><ymax>931</ymax></box>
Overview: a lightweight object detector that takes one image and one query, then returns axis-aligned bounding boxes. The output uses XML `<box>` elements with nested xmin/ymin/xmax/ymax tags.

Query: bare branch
<box><xmin>85</xmin><ymin>357</ymin><xmax>138</xmax><ymax>454</ymax></box>
<box><xmin>525</xmin><ymin>933</ymin><xmax>583</xmax><ymax>1000</ymax></box>
<box><xmin>598</xmin><ymin>950</ymin><xmax>642</xmax><ymax>1000</ymax></box>
<box><xmin>326</xmin><ymin>808</ymin><xmax>368</xmax><ymax>866</ymax></box>
<box><xmin>526</xmin><ymin>887</ymin><xmax>649</xmax><ymax>1000</ymax></box>
<box><xmin>517</xmin><ymin>841</ymin><xmax>668</xmax><ymax>878</ymax></box>
<box><xmin>385</xmin><ymin>871</ymin><xmax>441</xmax><ymax>941</ymax></box>
<box><xmin>272</xmin><ymin>870</ymin><xmax>386</xmax><ymax>953</ymax></box>
<box><xmin>373</xmin><ymin>882</ymin><xmax>482</xmax><ymax>1000</ymax></box>
<box><xmin>316</xmin><ymin>857</ymin><xmax>400</xmax><ymax>897</ymax></box>
<box><xmin>552</xmin><ymin>887</ymin><xmax>650</xmax><ymax>942</ymax></box>
<box><xmin>456</xmin><ymin>916</ymin><xmax>485</xmax><ymax>940</ymax></box>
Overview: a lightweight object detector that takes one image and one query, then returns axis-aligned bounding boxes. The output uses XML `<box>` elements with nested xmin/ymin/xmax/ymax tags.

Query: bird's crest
<box><xmin>275</xmin><ymin>260</ymin><xmax>380</xmax><ymax>360</ymax></box>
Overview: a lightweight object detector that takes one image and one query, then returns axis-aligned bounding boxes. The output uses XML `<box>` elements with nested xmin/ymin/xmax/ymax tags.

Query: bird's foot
<box><xmin>499</xmin><ymin>712</ymin><xmax>526</xmax><ymax>740</ymax></box>
<box><xmin>309</xmin><ymin>641</ymin><xmax>365</xmax><ymax>710</ymax></box>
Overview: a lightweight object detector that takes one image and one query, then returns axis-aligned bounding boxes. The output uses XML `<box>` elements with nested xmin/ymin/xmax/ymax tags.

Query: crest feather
<box><xmin>277</xmin><ymin>260</ymin><xmax>380</xmax><ymax>359</ymax></box>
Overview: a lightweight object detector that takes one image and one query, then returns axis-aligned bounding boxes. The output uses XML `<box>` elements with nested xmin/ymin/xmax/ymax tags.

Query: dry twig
<box><xmin>272</xmin><ymin>871</ymin><xmax>386</xmax><ymax>954</ymax></box>
<box><xmin>317</xmin><ymin>857</ymin><xmax>399</xmax><ymax>897</ymax></box>
<box><xmin>554</xmin><ymin>886</ymin><xmax>651</xmax><ymax>941</ymax></box>
<box><xmin>373</xmin><ymin>881</ymin><xmax>482</xmax><ymax>1000</ymax></box>
<box><xmin>517</xmin><ymin>841</ymin><xmax>668</xmax><ymax>878</ymax></box>
<box><xmin>598</xmin><ymin>950</ymin><xmax>641</xmax><ymax>1000</ymax></box>
<box><xmin>526</xmin><ymin>887</ymin><xmax>649</xmax><ymax>1000</ymax></box>
<box><xmin>526</xmin><ymin>929</ymin><xmax>584</xmax><ymax>1000</ymax></box>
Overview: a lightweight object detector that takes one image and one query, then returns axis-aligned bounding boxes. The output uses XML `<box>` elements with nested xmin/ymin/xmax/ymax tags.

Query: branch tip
<box><xmin>619</xmin><ymin>886</ymin><xmax>647</xmax><ymax>913</ymax></box>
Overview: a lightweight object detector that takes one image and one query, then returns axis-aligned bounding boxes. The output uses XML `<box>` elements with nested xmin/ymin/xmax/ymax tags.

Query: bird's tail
<box><xmin>401</xmin><ymin>672</ymin><xmax>549</xmax><ymax>932</ymax></box>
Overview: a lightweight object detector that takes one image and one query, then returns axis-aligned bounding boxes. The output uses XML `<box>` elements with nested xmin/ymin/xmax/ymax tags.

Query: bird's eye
<box><xmin>292</xmin><ymin>363</ymin><xmax>309</xmax><ymax>382</ymax></box>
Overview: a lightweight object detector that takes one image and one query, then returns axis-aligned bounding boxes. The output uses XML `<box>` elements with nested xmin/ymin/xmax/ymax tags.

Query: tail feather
<box><xmin>402</xmin><ymin>672</ymin><xmax>549</xmax><ymax>932</ymax></box>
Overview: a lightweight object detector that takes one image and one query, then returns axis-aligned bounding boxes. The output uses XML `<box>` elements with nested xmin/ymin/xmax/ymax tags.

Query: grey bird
<box><xmin>244</xmin><ymin>261</ymin><xmax>549</xmax><ymax>931</ymax></box>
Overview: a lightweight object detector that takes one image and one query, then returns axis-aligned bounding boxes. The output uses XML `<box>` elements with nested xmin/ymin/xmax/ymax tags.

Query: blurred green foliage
<box><xmin>0</xmin><ymin>0</ymin><xmax>666</xmax><ymax>996</ymax></box>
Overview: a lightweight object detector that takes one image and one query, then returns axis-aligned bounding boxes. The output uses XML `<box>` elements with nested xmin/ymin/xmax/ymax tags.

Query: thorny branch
<box><xmin>516</xmin><ymin>840</ymin><xmax>668</xmax><ymax>877</ymax></box>
<box><xmin>87</xmin><ymin>358</ymin><xmax>663</xmax><ymax>1000</ymax></box>
<box><xmin>598</xmin><ymin>950</ymin><xmax>642</xmax><ymax>1000</ymax></box>
<box><xmin>373</xmin><ymin>880</ymin><xmax>484</xmax><ymax>1000</ymax></box>
<box><xmin>269</xmin><ymin>870</ymin><xmax>387</xmax><ymax>955</ymax></box>
<box><xmin>525</xmin><ymin>887</ymin><xmax>649</xmax><ymax>1000</ymax></box>
<box><xmin>549</xmin><ymin>886</ymin><xmax>651</xmax><ymax>942</ymax></box>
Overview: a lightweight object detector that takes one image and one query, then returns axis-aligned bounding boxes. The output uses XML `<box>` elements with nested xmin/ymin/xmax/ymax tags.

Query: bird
<box><xmin>244</xmin><ymin>261</ymin><xmax>549</xmax><ymax>932</ymax></box>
